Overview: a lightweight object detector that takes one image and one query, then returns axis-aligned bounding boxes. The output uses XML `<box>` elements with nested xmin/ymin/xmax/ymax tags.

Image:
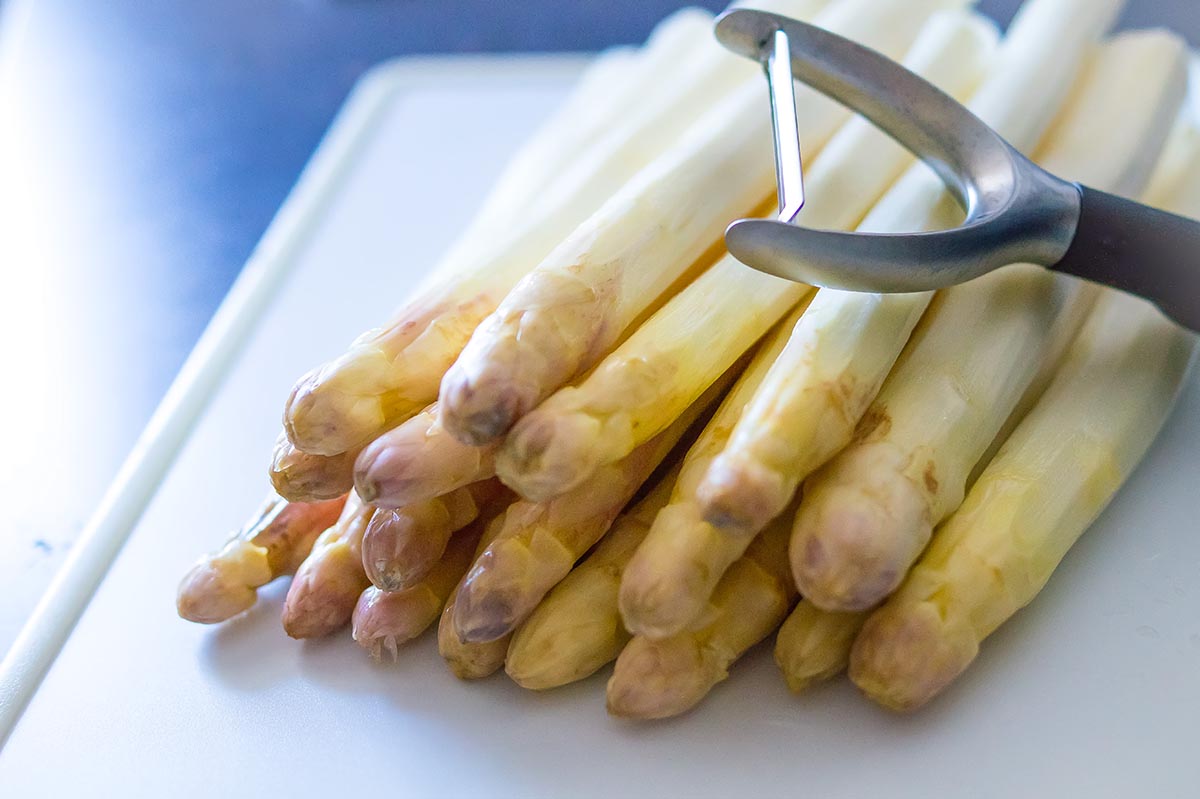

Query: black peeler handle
<box><xmin>1054</xmin><ymin>186</ymin><xmax>1200</xmax><ymax>332</ymax></box>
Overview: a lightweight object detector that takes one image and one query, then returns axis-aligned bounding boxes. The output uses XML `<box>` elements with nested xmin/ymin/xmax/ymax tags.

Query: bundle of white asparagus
<box><xmin>178</xmin><ymin>0</ymin><xmax>1198</xmax><ymax>720</ymax></box>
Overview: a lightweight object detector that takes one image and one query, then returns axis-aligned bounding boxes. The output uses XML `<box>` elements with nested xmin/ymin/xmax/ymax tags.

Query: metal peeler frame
<box><xmin>716</xmin><ymin>9</ymin><xmax>1200</xmax><ymax>332</ymax></box>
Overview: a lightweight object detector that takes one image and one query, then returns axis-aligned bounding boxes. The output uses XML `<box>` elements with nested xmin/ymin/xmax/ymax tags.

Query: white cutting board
<box><xmin>1</xmin><ymin>55</ymin><xmax>1198</xmax><ymax>798</ymax></box>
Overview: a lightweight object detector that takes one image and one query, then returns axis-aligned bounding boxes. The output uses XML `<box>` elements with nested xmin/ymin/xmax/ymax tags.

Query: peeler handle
<box><xmin>1054</xmin><ymin>187</ymin><xmax>1200</xmax><ymax>332</ymax></box>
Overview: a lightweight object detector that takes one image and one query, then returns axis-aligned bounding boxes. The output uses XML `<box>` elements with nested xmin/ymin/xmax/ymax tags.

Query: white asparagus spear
<box><xmin>352</xmin><ymin>514</ymin><xmax>488</xmax><ymax>661</ymax></box>
<box><xmin>354</xmin><ymin>403</ymin><xmax>498</xmax><ymax>509</ymax></box>
<box><xmin>360</xmin><ymin>479</ymin><xmax>505</xmax><ymax>592</ymax></box>
<box><xmin>503</xmin><ymin>464</ymin><xmax>680</xmax><ymax>690</ymax></box>
<box><xmin>606</xmin><ymin>510</ymin><xmax>797</xmax><ymax>720</ymax></box>
<box><xmin>851</xmin><ymin>282</ymin><xmax>1200</xmax><ymax>710</ymax></box>
<box><xmin>697</xmin><ymin>0</ymin><xmax>1127</xmax><ymax>535</ymax></box>
<box><xmin>269</xmin><ymin>431</ymin><xmax>357</xmax><ymax>503</ymax></box>
<box><xmin>495</xmin><ymin>10</ymin><xmax>998</xmax><ymax>502</ymax></box>
<box><xmin>774</xmin><ymin>603</ymin><xmax>870</xmax><ymax>694</ymax></box>
<box><xmin>790</xmin><ymin>30</ymin><xmax>1188</xmax><ymax>613</ymax></box>
<box><xmin>281</xmin><ymin>6</ymin><xmax>764</xmax><ymax>457</ymax></box>
<box><xmin>459</xmin><ymin>45</ymin><xmax>640</xmax><ymax>243</ymax></box>
<box><xmin>437</xmin><ymin>501</ymin><xmax>520</xmax><ymax>679</ymax></box>
<box><xmin>177</xmin><ymin>495</ymin><xmax>346</xmax><ymax>624</ymax></box>
<box><xmin>281</xmin><ymin>493</ymin><xmax>374</xmax><ymax>638</ymax></box>
<box><xmin>847</xmin><ymin>120</ymin><xmax>1200</xmax><ymax>712</ymax></box>
<box><xmin>438</xmin><ymin>0</ymin><xmax>973</xmax><ymax>447</ymax></box>
<box><xmin>617</xmin><ymin>304</ymin><xmax>809</xmax><ymax>639</ymax></box>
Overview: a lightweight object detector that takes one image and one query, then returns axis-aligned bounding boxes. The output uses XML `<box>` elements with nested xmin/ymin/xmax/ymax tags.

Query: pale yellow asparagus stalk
<box><xmin>280</xmin><ymin>4</ymin><xmax>812</xmax><ymax>457</ymax></box>
<box><xmin>177</xmin><ymin>495</ymin><xmax>346</xmax><ymax>624</ymax></box>
<box><xmin>439</xmin><ymin>0</ymin><xmax>971</xmax><ymax>447</ymax></box>
<box><xmin>618</xmin><ymin>304</ymin><xmax>808</xmax><ymax>638</ymax></box>
<box><xmin>438</xmin><ymin>510</ymin><xmax>517</xmax><ymax>679</ymax></box>
<box><xmin>361</xmin><ymin>479</ymin><xmax>506</xmax><ymax>591</ymax></box>
<box><xmin>452</xmin><ymin>368</ymin><xmax>738</xmax><ymax>644</ymax></box>
<box><xmin>281</xmin><ymin>493</ymin><xmax>374</xmax><ymax>638</ymax></box>
<box><xmin>269</xmin><ymin>431</ymin><xmax>357</xmax><ymax>502</ymax></box>
<box><xmin>504</xmin><ymin>464</ymin><xmax>681</xmax><ymax>690</ymax></box>
<box><xmin>495</xmin><ymin>11</ymin><xmax>997</xmax><ymax>502</ymax></box>
<box><xmin>774</xmin><ymin>604</ymin><xmax>869</xmax><ymax>693</ymax></box>
<box><xmin>354</xmin><ymin>403</ymin><xmax>498</xmax><ymax>508</ymax></box>
<box><xmin>789</xmin><ymin>32</ymin><xmax>1187</xmax><ymax>613</ymax></box>
<box><xmin>352</xmin><ymin>515</ymin><xmax>488</xmax><ymax>660</ymax></box>
<box><xmin>848</xmin><ymin>127</ymin><xmax>1200</xmax><ymax>712</ymax></box>
<box><xmin>606</xmin><ymin>510</ymin><xmax>797</xmax><ymax>720</ymax></box>
<box><xmin>698</xmin><ymin>0</ymin><xmax>1126</xmax><ymax>534</ymax></box>
<box><xmin>851</xmin><ymin>295</ymin><xmax>1199</xmax><ymax>711</ymax></box>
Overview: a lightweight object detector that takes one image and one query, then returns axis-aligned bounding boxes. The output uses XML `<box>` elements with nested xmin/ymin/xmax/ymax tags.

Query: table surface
<box><xmin>0</xmin><ymin>0</ymin><xmax>1195</xmax><ymax>659</ymax></box>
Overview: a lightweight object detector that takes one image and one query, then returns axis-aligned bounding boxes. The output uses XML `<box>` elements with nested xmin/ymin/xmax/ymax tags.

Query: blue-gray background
<box><xmin>0</xmin><ymin>0</ymin><xmax>1194</xmax><ymax>656</ymax></box>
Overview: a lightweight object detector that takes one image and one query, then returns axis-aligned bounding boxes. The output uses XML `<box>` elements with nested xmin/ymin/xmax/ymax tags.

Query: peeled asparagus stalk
<box><xmin>361</xmin><ymin>479</ymin><xmax>506</xmax><ymax>592</ymax></box>
<box><xmin>697</xmin><ymin>0</ymin><xmax>1126</xmax><ymax>535</ymax></box>
<box><xmin>495</xmin><ymin>10</ymin><xmax>997</xmax><ymax>502</ymax></box>
<box><xmin>281</xmin><ymin>493</ymin><xmax>374</xmax><ymax>638</ymax></box>
<box><xmin>452</xmin><ymin>368</ymin><xmax>737</xmax><ymax>644</ymax></box>
<box><xmin>280</xmin><ymin>3</ymin><xmax>803</xmax><ymax>458</ymax></box>
<box><xmin>847</xmin><ymin>127</ymin><xmax>1200</xmax><ymax>711</ymax></box>
<box><xmin>269</xmin><ymin>432</ymin><xmax>357</xmax><ymax>503</ymax></box>
<box><xmin>851</xmin><ymin>290</ymin><xmax>1200</xmax><ymax>710</ymax></box>
<box><xmin>618</xmin><ymin>304</ymin><xmax>808</xmax><ymax>638</ymax></box>
<box><xmin>352</xmin><ymin>515</ymin><xmax>488</xmax><ymax>660</ymax></box>
<box><xmin>774</xmin><ymin>604</ymin><xmax>870</xmax><ymax>694</ymax></box>
<box><xmin>606</xmin><ymin>508</ymin><xmax>797</xmax><ymax>720</ymax></box>
<box><xmin>503</xmin><ymin>464</ymin><xmax>680</xmax><ymax>690</ymax></box>
<box><xmin>438</xmin><ymin>0</ymin><xmax>972</xmax><ymax>447</ymax></box>
<box><xmin>176</xmin><ymin>494</ymin><xmax>346</xmax><ymax>624</ymax></box>
<box><xmin>790</xmin><ymin>31</ymin><xmax>1187</xmax><ymax>613</ymax></box>
<box><xmin>354</xmin><ymin>403</ymin><xmax>498</xmax><ymax>508</ymax></box>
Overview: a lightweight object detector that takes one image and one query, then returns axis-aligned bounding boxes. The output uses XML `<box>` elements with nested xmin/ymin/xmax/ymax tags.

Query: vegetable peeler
<box><xmin>715</xmin><ymin>9</ymin><xmax>1200</xmax><ymax>332</ymax></box>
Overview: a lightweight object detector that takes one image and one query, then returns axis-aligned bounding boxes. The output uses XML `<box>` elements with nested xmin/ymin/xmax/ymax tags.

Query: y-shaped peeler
<box><xmin>715</xmin><ymin>9</ymin><xmax>1200</xmax><ymax>331</ymax></box>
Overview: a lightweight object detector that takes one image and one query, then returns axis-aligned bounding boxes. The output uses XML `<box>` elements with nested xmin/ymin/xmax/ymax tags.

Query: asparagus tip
<box><xmin>497</xmin><ymin>410</ymin><xmax>601</xmax><ymax>502</ymax></box>
<box><xmin>618</xmin><ymin>566</ymin><xmax>695</xmax><ymax>640</ymax></box>
<box><xmin>176</xmin><ymin>561</ymin><xmax>257</xmax><ymax>624</ymax></box>
<box><xmin>696</xmin><ymin>457</ymin><xmax>784</xmax><ymax>534</ymax></box>
<box><xmin>453</xmin><ymin>584</ymin><xmax>524</xmax><ymax>643</ymax></box>
<box><xmin>438</xmin><ymin>369</ymin><xmax>523</xmax><ymax>447</ymax></box>
<box><xmin>848</xmin><ymin>601</ymin><xmax>975</xmax><ymax>712</ymax></box>
<box><xmin>789</xmin><ymin>488</ymin><xmax>917</xmax><ymax>613</ymax></box>
<box><xmin>283</xmin><ymin>361</ymin><xmax>385</xmax><ymax>457</ymax></box>
<box><xmin>605</xmin><ymin>636</ymin><xmax>715</xmax><ymax>720</ymax></box>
